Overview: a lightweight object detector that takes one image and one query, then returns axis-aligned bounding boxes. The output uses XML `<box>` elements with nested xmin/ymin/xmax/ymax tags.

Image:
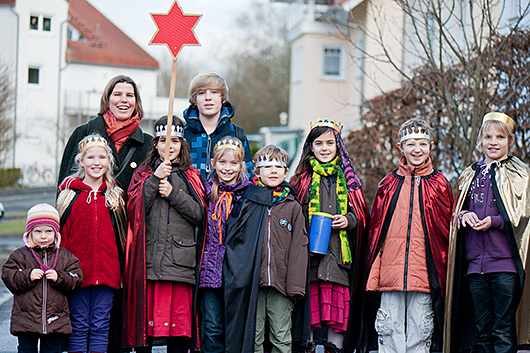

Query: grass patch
<box><xmin>0</xmin><ymin>218</ymin><xmax>26</xmax><ymax>236</ymax></box>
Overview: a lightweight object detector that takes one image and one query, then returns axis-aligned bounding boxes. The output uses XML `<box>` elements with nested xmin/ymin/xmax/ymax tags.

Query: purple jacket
<box><xmin>463</xmin><ymin>160</ymin><xmax>517</xmax><ymax>274</ymax></box>
<box><xmin>199</xmin><ymin>177</ymin><xmax>251</xmax><ymax>288</ymax></box>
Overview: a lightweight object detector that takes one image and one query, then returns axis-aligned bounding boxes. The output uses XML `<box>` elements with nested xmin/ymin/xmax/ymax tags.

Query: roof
<box><xmin>0</xmin><ymin>0</ymin><xmax>15</xmax><ymax>4</ymax></box>
<box><xmin>66</xmin><ymin>0</ymin><xmax>159</xmax><ymax>70</ymax></box>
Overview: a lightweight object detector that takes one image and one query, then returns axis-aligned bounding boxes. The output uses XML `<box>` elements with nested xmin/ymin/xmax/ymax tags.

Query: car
<box><xmin>0</xmin><ymin>201</ymin><xmax>4</xmax><ymax>220</ymax></box>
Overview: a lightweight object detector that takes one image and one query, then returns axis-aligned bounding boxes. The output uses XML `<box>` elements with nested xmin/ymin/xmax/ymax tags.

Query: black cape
<box><xmin>223</xmin><ymin>182</ymin><xmax>296</xmax><ymax>353</ymax></box>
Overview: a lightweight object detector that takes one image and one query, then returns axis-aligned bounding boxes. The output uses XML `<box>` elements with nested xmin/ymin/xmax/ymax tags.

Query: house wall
<box><xmin>0</xmin><ymin>5</ymin><xmax>17</xmax><ymax>67</ymax></box>
<box><xmin>288</xmin><ymin>26</ymin><xmax>358</xmax><ymax>133</ymax></box>
<box><xmin>0</xmin><ymin>0</ymin><xmax>162</xmax><ymax>186</ymax></box>
<box><xmin>10</xmin><ymin>0</ymin><xmax>69</xmax><ymax>185</ymax></box>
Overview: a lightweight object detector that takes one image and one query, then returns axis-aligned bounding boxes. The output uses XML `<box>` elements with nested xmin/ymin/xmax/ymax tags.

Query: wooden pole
<box><xmin>164</xmin><ymin>57</ymin><xmax>178</xmax><ymax>161</ymax></box>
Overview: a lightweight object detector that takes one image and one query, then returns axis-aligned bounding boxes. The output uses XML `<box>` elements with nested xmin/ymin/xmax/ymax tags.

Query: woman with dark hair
<box><xmin>58</xmin><ymin>75</ymin><xmax>152</xmax><ymax>191</ymax></box>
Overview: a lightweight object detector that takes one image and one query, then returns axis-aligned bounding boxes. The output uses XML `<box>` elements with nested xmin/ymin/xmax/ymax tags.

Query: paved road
<box><xmin>0</xmin><ymin>236</ymin><xmax>24</xmax><ymax>351</ymax></box>
<box><xmin>0</xmin><ymin>187</ymin><xmax>56</xmax><ymax>218</ymax></box>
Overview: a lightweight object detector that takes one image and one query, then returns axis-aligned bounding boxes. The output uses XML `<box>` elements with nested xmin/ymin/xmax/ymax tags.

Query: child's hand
<box><xmin>472</xmin><ymin>216</ymin><xmax>492</xmax><ymax>231</ymax></box>
<box><xmin>158</xmin><ymin>179</ymin><xmax>173</xmax><ymax>198</ymax></box>
<box><xmin>45</xmin><ymin>270</ymin><xmax>58</xmax><ymax>282</ymax></box>
<box><xmin>30</xmin><ymin>269</ymin><xmax>44</xmax><ymax>281</ymax></box>
<box><xmin>154</xmin><ymin>160</ymin><xmax>172</xmax><ymax>179</ymax></box>
<box><xmin>332</xmin><ymin>215</ymin><xmax>348</xmax><ymax>229</ymax></box>
<box><xmin>461</xmin><ymin>212</ymin><xmax>479</xmax><ymax>228</ymax></box>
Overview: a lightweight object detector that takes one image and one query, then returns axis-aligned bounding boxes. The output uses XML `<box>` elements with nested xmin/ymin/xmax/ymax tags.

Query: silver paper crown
<box><xmin>155</xmin><ymin>124</ymin><xmax>184</xmax><ymax>138</ymax></box>
<box><xmin>399</xmin><ymin>126</ymin><xmax>432</xmax><ymax>143</ymax></box>
<box><xmin>256</xmin><ymin>154</ymin><xmax>287</xmax><ymax>168</ymax></box>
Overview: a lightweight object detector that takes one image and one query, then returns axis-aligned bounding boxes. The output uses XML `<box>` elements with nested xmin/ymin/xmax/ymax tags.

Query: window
<box><xmin>28</xmin><ymin>67</ymin><xmax>40</xmax><ymax>84</ymax></box>
<box><xmin>43</xmin><ymin>17</ymin><xmax>51</xmax><ymax>32</ymax></box>
<box><xmin>29</xmin><ymin>15</ymin><xmax>52</xmax><ymax>32</ymax></box>
<box><xmin>322</xmin><ymin>45</ymin><xmax>345</xmax><ymax>80</ymax></box>
<box><xmin>30</xmin><ymin>16</ymin><xmax>38</xmax><ymax>30</ymax></box>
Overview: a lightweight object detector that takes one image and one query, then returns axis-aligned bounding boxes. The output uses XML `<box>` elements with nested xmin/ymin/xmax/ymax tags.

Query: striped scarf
<box><xmin>253</xmin><ymin>176</ymin><xmax>290</xmax><ymax>204</ymax></box>
<box><xmin>309</xmin><ymin>157</ymin><xmax>351</xmax><ymax>264</ymax></box>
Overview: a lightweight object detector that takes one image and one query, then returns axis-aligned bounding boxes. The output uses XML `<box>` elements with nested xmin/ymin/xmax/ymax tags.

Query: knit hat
<box><xmin>23</xmin><ymin>203</ymin><xmax>61</xmax><ymax>247</ymax></box>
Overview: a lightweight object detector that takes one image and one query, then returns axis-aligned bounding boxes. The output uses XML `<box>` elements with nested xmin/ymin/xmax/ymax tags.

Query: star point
<box><xmin>149</xmin><ymin>1</ymin><xmax>201</xmax><ymax>59</ymax></box>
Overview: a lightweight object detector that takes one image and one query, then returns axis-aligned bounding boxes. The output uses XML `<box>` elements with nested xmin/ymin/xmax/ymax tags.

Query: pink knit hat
<box><xmin>23</xmin><ymin>203</ymin><xmax>61</xmax><ymax>247</ymax></box>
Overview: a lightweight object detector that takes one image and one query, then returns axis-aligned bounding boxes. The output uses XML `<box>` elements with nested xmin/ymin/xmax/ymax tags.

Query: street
<box><xmin>0</xmin><ymin>187</ymin><xmax>56</xmax><ymax>218</ymax></box>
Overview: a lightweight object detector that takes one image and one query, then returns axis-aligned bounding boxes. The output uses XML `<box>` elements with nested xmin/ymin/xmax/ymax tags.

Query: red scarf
<box><xmin>103</xmin><ymin>109</ymin><xmax>140</xmax><ymax>152</ymax></box>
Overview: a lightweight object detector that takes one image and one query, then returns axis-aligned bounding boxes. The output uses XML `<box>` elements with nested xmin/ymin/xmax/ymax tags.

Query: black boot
<box><xmin>323</xmin><ymin>341</ymin><xmax>342</xmax><ymax>353</ymax></box>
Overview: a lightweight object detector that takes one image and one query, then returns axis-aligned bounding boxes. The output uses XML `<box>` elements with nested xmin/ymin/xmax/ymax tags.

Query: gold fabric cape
<box><xmin>444</xmin><ymin>156</ymin><xmax>530</xmax><ymax>352</ymax></box>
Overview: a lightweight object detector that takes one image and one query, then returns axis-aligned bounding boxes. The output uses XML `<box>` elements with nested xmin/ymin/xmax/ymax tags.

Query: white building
<box><xmin>0</xmin><ymin>0</ymin><xmax>189</xmax><ymax>185</ymax></box>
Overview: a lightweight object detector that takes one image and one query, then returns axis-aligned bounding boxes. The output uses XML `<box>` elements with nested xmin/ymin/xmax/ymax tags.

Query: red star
<box><xmin>150</xmin><ymin>1</ymin><xmax>201</xmax><ymax>59</ymax></box>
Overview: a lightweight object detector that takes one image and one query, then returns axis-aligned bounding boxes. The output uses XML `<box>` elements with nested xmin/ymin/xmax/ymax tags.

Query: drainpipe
<box><xmin>308</xmin><ymin>0</ymin><xmax>315</xmax><ymax>23</ymax></box>
<box><xmin>55</xmin><ymin>15</ymin><xmax>70</xmax><ymax>179</ymax></box>
<box><xmin>10</xmin><ymin>5</ymin><xmax>19</xmax><ymax>168</ymax></box>
<box><xmin>359</xmin><ymin>30</ymin><xmax>366</xmax><ymax>119</ymax></box>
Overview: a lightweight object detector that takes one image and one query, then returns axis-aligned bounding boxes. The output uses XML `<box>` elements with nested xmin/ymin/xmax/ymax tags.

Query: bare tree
<box><xmin>0</xmin><ymin>62</ymin><xmax>15</xmax><ymax>167</ymax></box>
<box><xmin>157</xmin><ymin>56</ymin><xmax>200</xmax><ymax>98</ymax></box>
<box><xmin>224</xmin><ymin>1</ymin><xmax>290</xmax><ymax>133</ymax></box>
<box><xmin>329</xmin><ymin>0</ymin><xmax>530</xmax><ymax>199</ymax></box>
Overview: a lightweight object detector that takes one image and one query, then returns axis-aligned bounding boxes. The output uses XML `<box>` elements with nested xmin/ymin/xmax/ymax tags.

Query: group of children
<box><xmin>2</xmin><ymin>71</ymin><xmax>530</xmax><ymax>353</ymax></box>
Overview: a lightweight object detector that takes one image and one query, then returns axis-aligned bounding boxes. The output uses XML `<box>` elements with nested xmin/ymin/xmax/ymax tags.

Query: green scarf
<box><xmin>309</xmin><ymin>157</ymin><xmax>351</xmax><ymax>264</ymax></box>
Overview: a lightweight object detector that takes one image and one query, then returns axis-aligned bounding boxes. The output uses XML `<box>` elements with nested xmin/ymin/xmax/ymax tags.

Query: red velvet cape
<box><xmin>364</xmin><ymin>169</ymin><xmax>453</xmax><ymax>350</ymax></box>
<box><xmin>293</xmin><ymin>170</ymin><xmax>370</xmax><ymax>352</ymax></box>
<box><xmin>123</xmin><ymin>164</ymin><xmax>206</xmax><ymax>348</ymax></box>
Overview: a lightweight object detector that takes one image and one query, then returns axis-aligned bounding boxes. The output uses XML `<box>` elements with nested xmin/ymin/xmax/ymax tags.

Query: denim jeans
<box><xmin>68</xmin><ymin>285</ymin><xmax>115</xmax><ymax>353</ymax></box>
<box><xmin>200</xmin><ymin>287</ymin><xmax>224</xmax><ymax>353</ymax></box>
<box><xmin>17</xmin><ymin>333</ymin><xmax>62</xmax><ymax>353</ymax></box>
<box><xmin>468</xmin><ymin>272</ymin><xmax>519</xmax><ymax>353</ymax></box>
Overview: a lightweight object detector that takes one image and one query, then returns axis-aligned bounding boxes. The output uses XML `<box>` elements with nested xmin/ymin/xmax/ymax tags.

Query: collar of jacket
<box><xmin>243</xmin><ymin>181</ymin><xmax>296</xmax><ymax>206</ymax></box>
<box><xmin>183</xmin><ymin>101</ymin><xmax>235</xmax><ymax>133</ymax></box>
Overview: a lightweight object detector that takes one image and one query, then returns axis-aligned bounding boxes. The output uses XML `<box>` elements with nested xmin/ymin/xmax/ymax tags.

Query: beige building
<box><xmin>280</xmin><ymin>0</ymin><xmax>525</xmax><ymax>132</ymax></box>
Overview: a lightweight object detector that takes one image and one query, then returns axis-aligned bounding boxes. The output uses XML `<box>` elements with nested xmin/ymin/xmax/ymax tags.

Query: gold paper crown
<box><xmin>155</xmin><ymin>124</ymin><xmax>184</xmax><ymax>138</ymax></box>
<box><xmin>78</xmin><ymin>135</ymin><xmax>108</xmax><ymax>153</ymax></box>
<box><xmin>256</xmin><ymin>154</ymin><xmax>287</xmax><ymax>168</ymax></box>
<box><xmin>214</xmin><ymin>137</ymin><xmax>244</xmax><ymax>156</ymax></box>
<box><xmin>483</xmin><ymin>112</ymin><xmax>515</xmax><ymax>130</ymax></box>
<box><xmin>310</xmin><ymin>119</ymin><xmax>343</xmax><ymax>134</ymax></box>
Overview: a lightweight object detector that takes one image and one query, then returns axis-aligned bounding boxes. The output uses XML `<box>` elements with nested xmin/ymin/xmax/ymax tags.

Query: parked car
<box><xmin>0</xmin><ymin>201</ymin><xmax>4</xmax><ymax>220</ymax></box>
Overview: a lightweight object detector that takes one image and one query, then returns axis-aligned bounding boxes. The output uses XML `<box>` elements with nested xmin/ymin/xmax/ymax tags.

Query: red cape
<box><xmin>293</xmin><ymin>170</ymin><xmax>370</xmax><ymax>352</ymax></box>
<box><xmin>363</xmin><ymin>169</ymin><xmax>453</xmax><ymax>350</ymax></box>
<box><xmin>122</xmin><ymin>164</ymin><xmax>206</xmax><ymax>348</ymax></box>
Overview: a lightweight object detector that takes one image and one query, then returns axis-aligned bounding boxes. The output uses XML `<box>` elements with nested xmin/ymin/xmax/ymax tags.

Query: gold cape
<box><xmin>444</xmin><ymin>156</ymin><xmax>530</xmax><ymax>352</ymax></box>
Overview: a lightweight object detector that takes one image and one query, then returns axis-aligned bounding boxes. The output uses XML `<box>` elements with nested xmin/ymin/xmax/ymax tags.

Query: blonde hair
<box><xmin>253</xmin><ymin>144</ymin><xmax>289</xmax><ymax>176</ymax></box>
<box><xmin>188</xmin><ymin>73</ymin><xmax>229</xmax><ymax>105</ymax></box>
<box><xmin>67</xmin><ymin>134</ymin><xmax>125</xmax><ymax>211</ymax></box>
<box><xmin>27</xmin><ymin>228</ymin><xmax>56</xmax><ymax>248</ymax></box>
<box><xmin>210</xmin><ymin>144</ymin><xmax>248</xmax><ymax>202</ymax></box>
<box><xmin>398</xmin><ymin>118</ymin><xmax>433</xmax><ymax>143</ymax></box>
<box><xmin>477</xmin><ymin>119</ymin><xmax>515</xmax><ymax>151</ymax></box>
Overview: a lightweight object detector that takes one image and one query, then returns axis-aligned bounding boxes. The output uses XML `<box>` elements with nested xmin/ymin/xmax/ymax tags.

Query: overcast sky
<box><xmin>88</xmin><ymin>0</ymin><xmax>271</xmax><ymax>72</ymax></box>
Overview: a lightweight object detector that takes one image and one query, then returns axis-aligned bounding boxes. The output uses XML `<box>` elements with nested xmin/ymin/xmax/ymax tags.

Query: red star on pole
<box><xmin>150</xmin><ymin>1</ymin><xmax>201</xmax><ymax>60</ymax></box>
